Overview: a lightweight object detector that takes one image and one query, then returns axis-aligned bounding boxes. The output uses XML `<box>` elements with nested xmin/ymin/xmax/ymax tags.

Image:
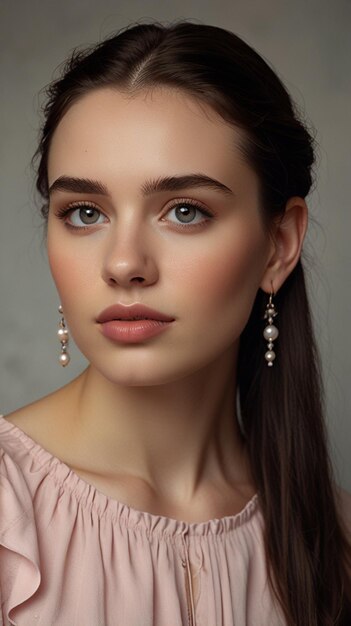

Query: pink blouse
<box><xmin>0</xmin><ymin>413</ymin><xmax>350</xmax><ymax>626</ymax></box>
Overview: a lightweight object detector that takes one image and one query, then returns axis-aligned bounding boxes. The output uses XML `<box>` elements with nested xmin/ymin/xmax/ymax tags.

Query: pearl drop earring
<box><xmin>263</xmin><ymin>290</ymin><xmax>279</xmax><ymax>366</ymax></box>
<box><xmin>58</xmin><ymin>304</ymin><xmax>70</xmax><ymax>367</ymax></box>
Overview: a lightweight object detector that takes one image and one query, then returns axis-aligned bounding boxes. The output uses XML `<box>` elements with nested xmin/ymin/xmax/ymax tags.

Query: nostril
<box><xmin>105</xmin><ymin>275</ymin><xmax>145</xmax><ymax>285</ymax></box>
<box><xmin>132</xmin><ymin>277</ymin><xmax>144</xmax><ymax>283</ymax></box>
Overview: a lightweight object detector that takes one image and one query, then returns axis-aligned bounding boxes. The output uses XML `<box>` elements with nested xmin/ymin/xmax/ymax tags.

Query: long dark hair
<box><xmin>32</xmin><ymin>19</ymin><xmax>351</xmax><ymax>625</ymax></box>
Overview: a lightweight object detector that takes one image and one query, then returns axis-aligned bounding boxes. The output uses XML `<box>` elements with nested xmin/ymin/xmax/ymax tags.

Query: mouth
<box><xmin>98</xmin><ymin>317</ymin><xmax>174</xmax><ymax>343</ymax></box>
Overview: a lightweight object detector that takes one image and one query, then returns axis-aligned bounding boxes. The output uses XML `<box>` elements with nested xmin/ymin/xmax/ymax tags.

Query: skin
<box><xmin>7</xmin><ymin>87</ymin><xmax>308</xmax><ymax>522</ymax></box>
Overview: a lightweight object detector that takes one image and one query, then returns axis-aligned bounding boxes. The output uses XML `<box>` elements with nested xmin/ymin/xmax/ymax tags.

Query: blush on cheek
<box><xmin>191</xmin><ymin>238</ymin><xmax>264</xmax><ymax>301</ymax></box>
<box><xmin>185</xmin><ymin>234</ymin><xmax>267</xmax><ymax>334</ymax></box>
<box><xmin>48</xmin><ymin>247</ymin><xmax>95</xmax><ymax>297</ymax></box>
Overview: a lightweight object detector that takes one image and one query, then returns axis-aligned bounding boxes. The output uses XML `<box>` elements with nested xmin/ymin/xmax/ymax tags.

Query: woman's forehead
<box><xmin>48</xmin><ymin>87</ymin><xmax>253</xmax><ymax>190</ymax></box>
<box><xmin>50</xmin><ymin>87</ymin><xmax>243</xmax><ymax>152</ymax></box>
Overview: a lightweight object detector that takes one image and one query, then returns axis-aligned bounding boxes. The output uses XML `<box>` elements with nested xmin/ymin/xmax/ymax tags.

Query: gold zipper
<box><xmin>181</xmin><ymin>540</ymin><xmax>196</xmax><ymax>626</ymax></box>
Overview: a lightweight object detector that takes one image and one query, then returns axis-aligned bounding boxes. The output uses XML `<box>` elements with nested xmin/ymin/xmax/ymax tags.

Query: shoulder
<box><xmin>0</xmin><ymin>410</ymin><xmax>35</xmax><ymax>484</ymax></box>
<box><xmin>1</xmin><ymin>374</ymin><xmax>82</xmax><ymax>453</ymax></box>
<box><xmin>2</xmin><ymin>405</ymin><xmax>48</xmax><ymax>438</ymax></box>
<box><xmin>0</xmin><ymin>391</ymin><xmax>70</xmax><ymax>488</ymax></box>
<box><xmin>0</xmin><ymin>433</ymin><xmax>35</xmax><ymax>534</ymax></box>
<box><xmin>2</xmin><ymin>381</ymin><xmax>72</xmax><ymax>431</ymax></box>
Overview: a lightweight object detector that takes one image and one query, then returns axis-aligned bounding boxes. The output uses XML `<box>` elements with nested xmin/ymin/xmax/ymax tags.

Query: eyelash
<box><xmin>53</xmin><ymin>199</ymin><xmax>216</xmax><ymax>232</ymax></box>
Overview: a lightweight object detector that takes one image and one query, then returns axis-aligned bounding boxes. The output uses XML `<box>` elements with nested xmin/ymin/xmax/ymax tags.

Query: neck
<box><xmin>64</xmin><ymin>345</ymin><xmax>252</xmax><ymax>506</ymax></box>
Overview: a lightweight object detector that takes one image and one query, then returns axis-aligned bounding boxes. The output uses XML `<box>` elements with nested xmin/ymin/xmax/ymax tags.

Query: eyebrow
<box><xmin>48</xmin><ymin>173</ymin><xmax>235</xmax><ymax>198</ymax></box>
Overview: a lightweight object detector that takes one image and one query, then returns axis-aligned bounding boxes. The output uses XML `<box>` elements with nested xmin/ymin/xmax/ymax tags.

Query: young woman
<box><xmin>0</xmin><ymin>19</ymin><xmax>350</xmax><ymax>626</ymax></box>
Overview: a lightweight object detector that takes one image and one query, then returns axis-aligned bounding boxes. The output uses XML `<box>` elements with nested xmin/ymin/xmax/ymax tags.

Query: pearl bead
<box><xmin>265</xmin><ymin>350</ymin><xmax>276</xmax><ymax>362</ymax></box>
<box><xmin>267</xmin><ymin>307</ymin><xmax>275</xmax><ymax>315</ymax></box>
<box><xmin>263</xmin><ymin>324</ymin><xmax>279</xmax><ymax>341</ymax></box>
<box><xmin>58</xmin><ymin>328</ymin><xmax>69</xmax><ymax>342</ymax></box>
<box><xmin>58</xmin><ymin>305</ymin><xmax>63</xmax><ymax>314</ymax></box>
<box><xmin>59</xmin><ymin>352</ymin><xmax>70</xmax><ymax>367</ymax></box>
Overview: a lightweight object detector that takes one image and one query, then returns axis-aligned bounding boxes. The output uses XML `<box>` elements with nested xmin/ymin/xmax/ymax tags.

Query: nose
<box><xmin>100</xmin><ymin>222</ymin><xmax>158</xmax><ymax>288</ymax></box>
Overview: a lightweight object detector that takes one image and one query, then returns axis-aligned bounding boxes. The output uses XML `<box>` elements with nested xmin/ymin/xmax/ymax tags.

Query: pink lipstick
<box><xmin>96</xmin><ymin>303</ymin><xmax>175</xmax><ymax>343</ymax></box>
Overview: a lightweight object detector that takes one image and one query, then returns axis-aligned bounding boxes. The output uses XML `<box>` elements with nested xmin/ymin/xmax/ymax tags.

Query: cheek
<box><xmin>47</xmin><ymin>230</ymin><xmax>97</xmax><ymax>298</ymax></box>
<box><xmin>176</xmin><ymin>227</ymin><xmax>267</xmax><ymax>328</ymax></box>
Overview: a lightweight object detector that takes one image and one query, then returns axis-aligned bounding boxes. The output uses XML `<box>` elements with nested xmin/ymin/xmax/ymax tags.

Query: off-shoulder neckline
<box><xmin>0</xmin><ymin>413</ymin><xmax>260</xmax><ymax>536</ymax></box>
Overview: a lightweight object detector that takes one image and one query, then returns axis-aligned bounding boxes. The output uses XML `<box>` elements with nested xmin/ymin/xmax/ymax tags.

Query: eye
<box><xmin>54</xmin><ymin>202</ymin><xmax>107</xmax><ymax>229</ymax></box>
<box><xmin>164</xmin><ymin>199</ymin><xmax>214</xmax><ymax>229</ymax></box>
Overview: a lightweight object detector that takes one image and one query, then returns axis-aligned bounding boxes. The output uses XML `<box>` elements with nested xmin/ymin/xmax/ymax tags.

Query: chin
<box><xmin>87</xmin><ymin>353</ymin><xmax>210</xmax><ymax>389</ymax></box>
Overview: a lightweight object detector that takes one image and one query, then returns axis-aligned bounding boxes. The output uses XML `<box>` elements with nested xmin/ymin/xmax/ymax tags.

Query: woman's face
<box><xmin>47</xmin><ymin>87</ymin><xmax>274</xmax><ymax>385</ymax></box>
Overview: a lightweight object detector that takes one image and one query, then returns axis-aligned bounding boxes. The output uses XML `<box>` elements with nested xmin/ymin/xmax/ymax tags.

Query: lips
<box><xmin>96</xmin><ymin>303</ymin><xmax>175</xmax><ymax>324</ymax></box>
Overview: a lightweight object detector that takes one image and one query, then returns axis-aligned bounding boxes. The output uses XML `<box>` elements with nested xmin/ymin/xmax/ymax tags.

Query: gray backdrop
<box><xmin>1</xmin><ymin>0</ymin><xmax>350</xmax><ymax>490</ymax></box>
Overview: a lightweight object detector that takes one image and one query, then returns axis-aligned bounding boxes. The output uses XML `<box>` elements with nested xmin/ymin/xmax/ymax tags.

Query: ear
<box><xmin>260</xmin><ymin>196</ymin><xmax>308</xmax><ymax>294</ymax></box>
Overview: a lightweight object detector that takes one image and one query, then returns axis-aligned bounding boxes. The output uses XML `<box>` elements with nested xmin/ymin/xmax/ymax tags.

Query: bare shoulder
<box><xmin>3</xmin><ymin>396</ymin><xmax>58</xmax><ymax>433</ymax></box>
<box><xmin>2</xmin><ymin>374</ymin><xmax>84</xmax><ymax>460</ymax></box>
<box><xmin>4</xmin><ymin>385</ymin><xmax>68</xmax><ymax>432</ymax></box>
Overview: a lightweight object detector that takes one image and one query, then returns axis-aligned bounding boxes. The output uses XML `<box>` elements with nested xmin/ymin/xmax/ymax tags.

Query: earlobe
<box><xmin>260</xmin><ymin>197</ymin><xmax>308</xmax><ymax>294</ymax></box>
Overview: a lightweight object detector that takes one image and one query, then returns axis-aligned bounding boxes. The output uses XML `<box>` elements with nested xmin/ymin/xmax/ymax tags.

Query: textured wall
<box><xmin>0</xmin><ymin>0</ymin><xmax>350</xmax><ymax>489</ymax></box>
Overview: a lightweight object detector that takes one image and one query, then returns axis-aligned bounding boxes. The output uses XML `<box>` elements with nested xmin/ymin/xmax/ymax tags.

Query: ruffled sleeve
<box><xmin>0</xmin><ymin>447</ymin><xmax>41</xmax><ymax>626</ymax></box>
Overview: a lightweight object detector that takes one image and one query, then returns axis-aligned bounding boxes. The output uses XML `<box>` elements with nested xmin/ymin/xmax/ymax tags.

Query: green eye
<box><xmin>54</xmin><ymin>202</ymin><xmax>107</xmax><ymax>229</ymax></box>
<box><xmin>164</xmin><ymin>199</ymin><xmax>214</xmax><ymax>229</ymax></box>
<box><xmin>73</xmin><ymin>207</ymin><xmax>102</xmax><ymax>225</ymax></box>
